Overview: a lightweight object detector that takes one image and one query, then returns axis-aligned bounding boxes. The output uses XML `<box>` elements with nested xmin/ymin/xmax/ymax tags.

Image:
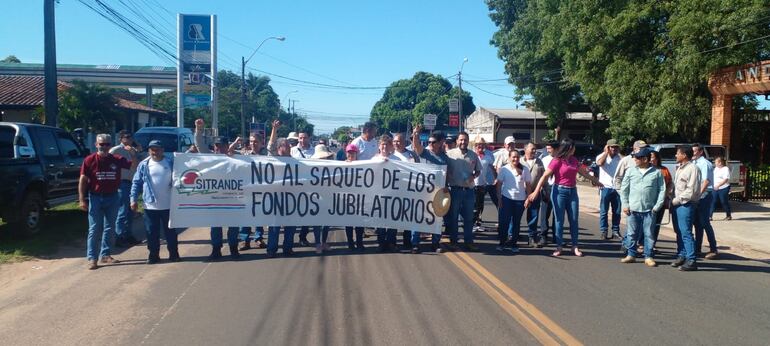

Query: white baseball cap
<box><xmin>504</xmin><ymin>136</ymin><xmax>516</xmax><ymax>145</ymax></box>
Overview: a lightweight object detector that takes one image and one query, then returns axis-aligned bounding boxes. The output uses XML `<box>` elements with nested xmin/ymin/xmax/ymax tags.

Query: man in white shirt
<box><xmin>351</xmin><ymin>122</ymin><xmax>379</xmax><ymax>161</ymax></box>
<box><xmin>473</xmin><ymin>137</ymin><xmax>497</xmax><ymax>232</ymax></box>
<box><xmin>595</xmin><ymin>139</ymin><xmax>623</xmax><ymax>240</ymax></box>
<box><xmin>290</xmin><ymin>132</ymin><xmax>315</xmax><ymax>159</ymax></box>
<box><xmin>130</xmin><ymin>140</ymin><xmax>179</xmax><ymax>264</ymax></box>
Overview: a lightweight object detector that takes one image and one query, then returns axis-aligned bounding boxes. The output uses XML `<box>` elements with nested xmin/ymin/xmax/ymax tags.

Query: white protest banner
<box><xmin>170</xmin><ymin>153</ymin><xmax>447</xmax><ymax>234</ymax></box>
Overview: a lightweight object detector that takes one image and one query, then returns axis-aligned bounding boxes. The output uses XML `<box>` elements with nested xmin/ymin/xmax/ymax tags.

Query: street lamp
<box><xmin>458</xmin><ymin>57</ymin><xmax>468</xmax><ymax>132</ymax></box>
<box><xmin>241</xmin><ymin>36</ymin><xmax>285</xmax><ymax>138</ymax></box>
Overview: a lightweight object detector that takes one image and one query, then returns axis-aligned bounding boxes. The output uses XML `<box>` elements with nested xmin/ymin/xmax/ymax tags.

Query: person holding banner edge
<box><xmin>411</xmin><ymin>127</ymin><xmax>450</xmax><ymax>253</ymax></box>
<box><xmin>130</xmin><ymin>140</ymin><xmax>179</xmax><ymax>264</ymax></box>
<box><xmin>372</xmin><ymin>134</ymin><xmax>399</xmax><ymax>252</ymax></box>
<box><xmin>194</xmin><ymin>118</ymin><xmax>241</xmax><ymax>260</ymax></box>
<box><xmin>343</xmin><ymin>144</ymin><xmax>366</xmax><ymax>251</ymax></box>
<box><xmin>311</xmin><ymin>144</ymin><xmax>335</xmax><ymax>254</ymax></box>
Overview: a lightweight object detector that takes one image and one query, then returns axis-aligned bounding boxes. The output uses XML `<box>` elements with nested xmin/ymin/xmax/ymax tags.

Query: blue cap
<box><xmin>148</xmin><ymin>140</ymin><xmax>163</xmax><ymax>148</ymax></box>
<box><xmin>633</xmin><ymin>147</ymin><xmax>652</xmax><ymax>158</ymax></box>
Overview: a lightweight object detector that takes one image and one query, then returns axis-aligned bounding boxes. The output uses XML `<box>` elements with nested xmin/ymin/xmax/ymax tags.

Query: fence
<box><xmin>746</xmin><ymin>166</ymin><xmax>770</xmax><ymax>201</ymax></box>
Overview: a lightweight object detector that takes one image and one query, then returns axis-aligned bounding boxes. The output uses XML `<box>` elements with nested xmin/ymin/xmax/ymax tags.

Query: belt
<box><xmin>450</xmin><ymin>186</ymin><xmax>473</xmax><ymax>190</ymax></box>
<box><xmin>555</xmin><ymin>185</ymin><xmax>576</xmax><ymax>189</ymax></box>
<box><xmin>89</xmin><ymin>191</ymin><xmax>117</xmax><ymax>196</ymax></box>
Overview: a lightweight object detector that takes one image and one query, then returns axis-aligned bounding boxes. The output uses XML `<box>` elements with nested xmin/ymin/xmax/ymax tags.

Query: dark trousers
<box><xmin>474</xmin><ymin>185</ymin><xmax>499</xmax><ymax>225</ymax></box>
<box><xmin>143</xmin><ymin>209</ymin><xmax>178</xmax><ymax>258</ymax></box>
<box><xmin>345</xmin><ymin>226</ymin><xmax>365</xmax><ymax>248</ymax></box>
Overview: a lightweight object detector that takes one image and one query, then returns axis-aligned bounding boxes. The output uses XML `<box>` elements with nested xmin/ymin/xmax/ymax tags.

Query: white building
<box><xmin>464</xmin><ymin>107</ymin><xmax>598</xmax><ymax>146</ymax></box>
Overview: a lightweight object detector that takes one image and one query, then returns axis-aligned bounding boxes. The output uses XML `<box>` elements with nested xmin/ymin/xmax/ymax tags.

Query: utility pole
<box><xmin>240</xmin><ymin>36</ymin><xmax>285</xmax><ymax>139</ymax></box>
<box><xmin>458</xmin><ymin>71</ymin><xmax>463</xmax><ymax>133</ymax></box>
<box><xmin>241</xmin><ymin>56</ymin><xmax>247</xmax><ymax>138</ymax></box>
<box><xmin>43</xmin><ymin>0</ymin><xmax>58</xmax><ymax>127</ymax></box>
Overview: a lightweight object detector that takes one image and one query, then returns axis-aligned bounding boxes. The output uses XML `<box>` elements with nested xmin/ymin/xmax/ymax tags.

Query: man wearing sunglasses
<box><xmin>79</xmin><ymin>133</ymin><xmax>138</xmax><ymax>270</ymax></box>
<box><xmin>110</xmin><ymin>130</ymin><xmax>142</xmax><ymax>248</ymax></box>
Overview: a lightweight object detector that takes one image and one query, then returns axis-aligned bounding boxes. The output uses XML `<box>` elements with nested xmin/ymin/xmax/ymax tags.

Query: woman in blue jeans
<box><xmin>496</xmin><ymin>149</ymin><xmax>532</xmax><ymax>252</ymax></box>
<box><xmin>526</xmin><ymin>139</ymin><xmax>603</xmax><ymax>257</ymax></box>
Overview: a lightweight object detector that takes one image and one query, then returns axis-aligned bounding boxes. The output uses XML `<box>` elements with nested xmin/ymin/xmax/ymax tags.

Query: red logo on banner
<box><xmin>449</xmin><ymin>114</ymin><xmax>459</xmax><ymax>127</ymax></box>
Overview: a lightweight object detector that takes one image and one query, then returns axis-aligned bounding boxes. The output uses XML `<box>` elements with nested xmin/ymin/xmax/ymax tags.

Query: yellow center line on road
<box><xmin>445</xmin><ymin>251</ymin><xmax>583</xmax><ymax>346</ymax></box>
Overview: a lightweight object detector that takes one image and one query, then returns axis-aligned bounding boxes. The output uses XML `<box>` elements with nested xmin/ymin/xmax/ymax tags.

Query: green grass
<box><xmin>0</xmin><ymin>202</ymin><xmax>88</xmax><ymax>264</ymax></box>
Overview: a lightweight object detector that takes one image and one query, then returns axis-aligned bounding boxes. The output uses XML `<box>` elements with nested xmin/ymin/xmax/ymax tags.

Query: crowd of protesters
<box><xmin>78</xmin><ymin>119</ymin><xmax>725</xmax><ymax>272</ymax></box>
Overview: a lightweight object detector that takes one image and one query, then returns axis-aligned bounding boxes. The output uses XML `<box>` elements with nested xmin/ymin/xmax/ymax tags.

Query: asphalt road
<box><xmin>1</xmin><ymin>202</ymin><xmax>769</xmax><ymax>345</ymax></box>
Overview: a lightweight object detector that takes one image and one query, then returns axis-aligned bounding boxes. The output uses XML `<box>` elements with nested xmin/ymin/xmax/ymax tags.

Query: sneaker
<box><xmin>600</xmin><ymin>232</ymin><xmax>607</xmax><ymax>240</ymax></box>
<box><xmin>100</xmin><ymin>256</ymin><xmax>120</xmax><ymax>264</ymax></box>
<box><xmin>552</xmin><ymin>248</ymin><xmax>563</xmax><ymax>257</ymax></box>
<box><xmin>266</xmin><ymin>251</ymin><xmax>278</xmax><ymax>258</ymax></box>
<box><xmin>495</xmin><ymin>245</ymin><xmax>505</xmax><ymax>252</ymax></box>
<box><xmin>670</xmin><ymin>257</ymin><xmax>686</xmax><ymax>267</ymax></box>
<box><xmin>510</xmin><ymin>247</ymin><xmax>520</xmax><ymax>254</ymax></box>
<box><xmin>621</xmin><ymin>256</ymin><xmax>636</xmax><ymax>263</ymax></box>
<box><xmin>473</xmin><ymin>225</ymin><xmax>484</xmax><ymax>233</ymax></box>
<box><xmin>463</xmin><ymin>243</ymin><xmax>479</xmax><ymax>252</ymax></box>
<box><xmin>229</xmin><ymin>246</ymin><xmax>240</xmax><ymax>259</ymax></box>
<box><xmin>207</xmin><ymin>249</ymin><xmax>222</xmax><ymax>261</ymax></box>
<box><xmin>678</xmin><ymin>260</ymin><xmax>698</xmax><ymax>271</ymax></box>
<box><xmin>537</xmin><ymin>237</ymin><xmax>547</xmax><ymax>247</ymax></box>
<box><xmin>527</xmin><ymin>238</ymin><xmax>536</xmax><ymax>248</ymax></box>
<box><xmin>411</xmin><ymin>247</ymin><xmax>421</xmax><ymax>254</ymax></box>
<box><xmin>239</xmin><ymin>243</ymin><xmax>252</xmax><ymax>251</ymax></box>
<box><xmin>644</xmin><ymin>258</ymin><xmax>657</xmax><ymax>267</ymax></box>
<box><xmin>169</xmin><ymin>254</ymin><xmax>181</xmax><ymax>262</ymax></box>
<box><xmin>725</xmin><ymin>216</ymin><xmax>732</xmax><ymax>221</ymax></box>
<box><xmin>146</xmin><ymin>256</ymin><xmax>160</xmax><ymax>265</ymax></box>
<box><xmin>315</xmin><ymin>244</ymin><xmax>324</xmax><ymax>254</ymax></box>
<box><xmin>87</xmin><ymin>259</ymin><xmax>98</xmax><ymax>270</ymax></box>
<box><xmin>612</xmin><ymin>232</ymin><xmax>622</xmax><ymax>240</ymax></box>
<box><xmin>704</xmin><ymin>252</ymin><xmax>719</xmax><ymax>260</ymax></box>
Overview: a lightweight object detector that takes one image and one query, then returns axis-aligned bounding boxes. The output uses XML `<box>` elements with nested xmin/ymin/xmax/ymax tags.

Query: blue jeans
<box><xmin>526</xmin><ymin>195</ymin><xmax>541</xmax><ymax>239</ymax></box>
<box><xmin>448</xmin><ymin>187</ymin><xmax>475</xmax><ymax>244</ymax></box>
<box><xmin>553</xmin><ymin>185</ymin><xmax>580</xmax><ymax>247</ymax></box>
<box><xmin>599</xmin><ymin>188</ymin><xmax>621</xmax><ymax>234</ymax></box>
<box><xmin>267</xmin><ymin>226</ymin><xmax>296</xmax><ymax>253</ymax></box>
<box><xmin>498</xmin><ymin>197</ymin><xmax>526</xmax><ymax>247</ymax></box>
<box><xmin>539</xmin><ymin>185</ymin><xmax>554</xmax><ymax>239</ymax></box>
<box><xmin>211</xmin><ymin>226</ymin><xmax>239</xmax><ymax>248</ymax></box>
<box><xmin>623</xmin><ymin>211</ymin><xmax>654</xmax><ymax>258</ymax></box>
<box><xmin>474</xmin><ymin>185</ymin><xmax>498</xmax><ymax>224</ymax></box>
<box><xmin>114</xmin><ymin>180</ymin><xmax>133</xmax><ymax>240</ymax></box>
<box><xmin>672</xmin><ymin>203</ymin><xmax>696</xmax><ymax>261</ymax></box>
<box><xmin>345</xmin><ymin>226</ymin><xmax>364</xmax><ymax>248</ymax></box>
<box><xmin>86</xmin><ymin>192</ymin><xmax>119</xmax><ymax>260</ymax></box>
<box><xmin>143</xmin><ymin>209</ymin><xmax>178</xmax><ymax>257</ymax></box>
<box><xmin>712</xmin><ymin>187</ymin><xmax>731</xmax><ymax>218</ymax></box>
<box><xmin>411</xmin><ymin>231</ymin><xmax>441</xmax><ymax>248</ymax></box>
<box><xmin>313</xmin><ymin>226</ymin><xmax>330</xmax><ymax>245</ymax></box>
<box><xmin>239</xmin><ymin>226</ymin><xmax>265</xmax><ymax>242</ymax></box>
<box><xmin>694</xmin><ymin>192</ymin><xmax>718</xmax><ymax>254</ymax></box>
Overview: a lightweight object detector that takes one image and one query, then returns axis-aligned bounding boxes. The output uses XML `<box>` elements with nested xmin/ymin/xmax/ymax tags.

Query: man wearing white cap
<box><xmin>494</xmin><ymin>136</ymin><xmax>516</xmax><ymax>170</ymax></box>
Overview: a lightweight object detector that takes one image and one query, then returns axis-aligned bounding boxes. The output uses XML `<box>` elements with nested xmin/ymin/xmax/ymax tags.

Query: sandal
<box><xmin>573</xmin><ymin>247</ymin><xmax>584</xmax><ymax>257</ymax></box>
<box><xmin>552</xmin><ymin>247</ymin><xmax>562</xmax><ymax>257</ymax></box>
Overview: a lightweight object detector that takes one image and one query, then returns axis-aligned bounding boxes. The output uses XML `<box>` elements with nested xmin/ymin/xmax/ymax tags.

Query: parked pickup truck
<box><xmin>648</xmin><ymin>143</ymin><xmax>746</xmax><ymax>199</ymax></box>
<box><xmin>0</xmin><ymin>122</ymin><xmax>88</xmax><ymax>235</ymax></box>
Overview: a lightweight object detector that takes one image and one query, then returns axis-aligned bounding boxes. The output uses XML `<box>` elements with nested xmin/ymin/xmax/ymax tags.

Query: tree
<box><xmin>331</xmin><ymin>126</ymin><xmax>353</xmax><ymax>143</ymax></box>
<box><xmin>1</xmin><ymin>55</ymin><xmax>21</xmax><ymax>63</ymax></box>
<box><xmin>488</xmin><ymin>0</ymin><xmax>770</xmax><ymax>144</ymax></box>
<box><xmin>370</xmin><ymin>72</ymin><xmax>475</xmax><ymax>133</ymax></box>
<box><xmin>58</xmin><ymin>80</ymin><xmax>116</xmax><ymax>133</ymax></box>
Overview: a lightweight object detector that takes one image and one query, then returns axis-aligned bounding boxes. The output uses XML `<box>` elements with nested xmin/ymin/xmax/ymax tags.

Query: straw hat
<box><xmin>432</xmin><ymin>189</ymin><xmax>451</xmax><ymax>217</ymax></box>
<box><xmin>310</xmin><ymin>144</ymin><xmax>334</xmax><ymax>159</ymax></box>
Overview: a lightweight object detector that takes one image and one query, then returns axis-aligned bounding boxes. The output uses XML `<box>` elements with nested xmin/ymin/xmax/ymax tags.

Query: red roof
<box><xmin>0</xmin><ymin>75</ymin><xmax>167</xmax><ymax>114</ymax></box>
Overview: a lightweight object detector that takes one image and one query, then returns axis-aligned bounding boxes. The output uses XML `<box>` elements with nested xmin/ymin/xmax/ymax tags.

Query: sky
<box><xmin>1</xmin><ymin>0</ymin><xmax>525</xmax><ymax>134</ymax></box>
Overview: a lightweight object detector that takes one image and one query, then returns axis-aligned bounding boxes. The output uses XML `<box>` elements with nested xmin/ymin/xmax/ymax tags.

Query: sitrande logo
<box><xmin>177</xmin><ymin>169</ymin><xmax>214</xmax><ymax>195</ymax></box>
